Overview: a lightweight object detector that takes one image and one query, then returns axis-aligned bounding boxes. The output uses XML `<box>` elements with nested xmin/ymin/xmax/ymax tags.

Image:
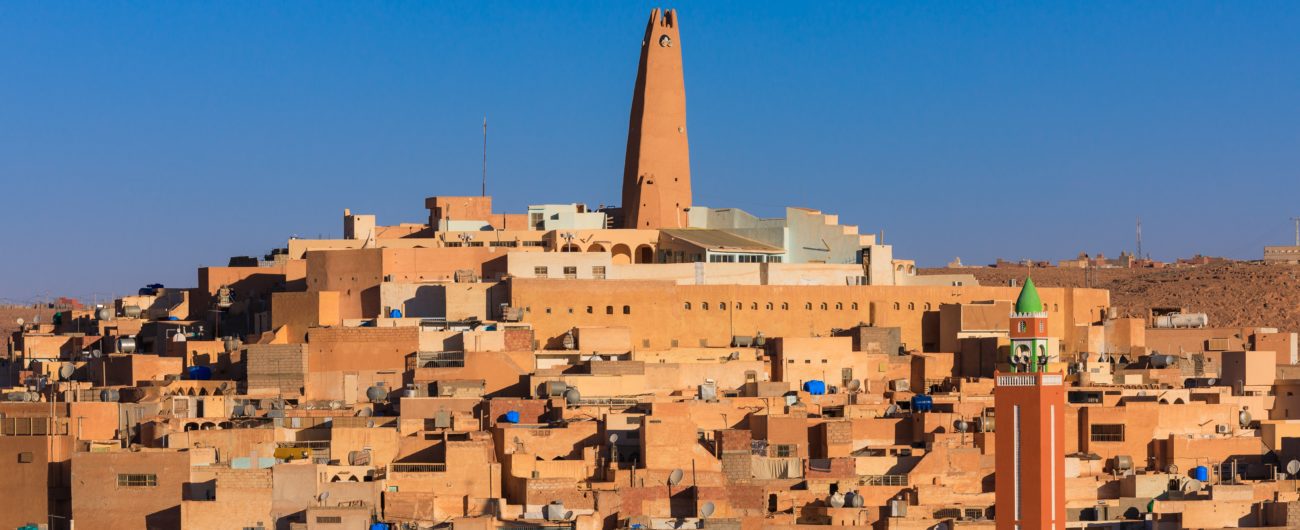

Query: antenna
<box><xmin>1292</xmin><ymin>217</ymin><xmax>1300</xmax><ymax>246</ymax></box>
<box><xmin>1136</xmin><ymin>217</ymin><xmax>1143</xmax><ymax>260</ymax></box>
<box><xmin>482</xmin><ymin>116</ymin><xmax>488</xmax><ymax>197</ymax></box>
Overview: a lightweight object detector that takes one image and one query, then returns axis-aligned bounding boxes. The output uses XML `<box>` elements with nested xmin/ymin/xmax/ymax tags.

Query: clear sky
<box><xmin>3</xmin><ymin>1</ymin><xmax>1298</xmax><ymax>302</ymax></box>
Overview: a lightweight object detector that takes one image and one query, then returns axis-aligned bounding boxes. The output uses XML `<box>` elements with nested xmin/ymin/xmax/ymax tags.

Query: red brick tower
<box><xmin>995</xmin><ymin>278</ymin><xmax>1066</xmax><ymax>529</ymax></box>
<box><xmin>620</xmin><ymin>8</ymin><xmax>692</xmax><ymax>229</ymax></box>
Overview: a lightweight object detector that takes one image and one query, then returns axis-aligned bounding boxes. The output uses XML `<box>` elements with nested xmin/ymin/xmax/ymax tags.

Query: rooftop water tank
<box><xmin>118</xmin><ymin>337</ymin><xmax>137</xmax><ymax>354</ymax></box>
<box><xmin>389</xmin><ymin>309</ymin><xmax>403</xmax><ymax>318</ymax></box>
<box><xmin>563</xmin><ymin>387</ymin><xmax>582</xmax><ymax>405</ymax></box>
<box><xmin>187</xmin><ymin>366</ymin><xmax>212</xmax><ymax>381</ymax></box>
<box><xmin>366</xmin><ymin>384</ymin><xmax>388</xmax><ymax>403</ymax></box>
<box><xmin>911</xmin><ymin>395</ymin><xmax>933</xmax><ymax>413</ymax></box>
<box><xmin>504</xmin><ymin>410</ymin><xmax>521</xmax><ymax>424</ymax></box>
<box><xmin>1191</xmin><ymin>466</ymin><xmax>1209</xmax><ymax>482</ymax></box>
<box><xmin>803</xmin><ymin>380</ymin><xmax>827</xmax><ymax>396</ymax></box>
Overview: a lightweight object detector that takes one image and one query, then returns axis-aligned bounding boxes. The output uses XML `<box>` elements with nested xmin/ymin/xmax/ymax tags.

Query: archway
<box><xmin>611</xmin><ymin>244</ymin><xmax>632</xmax><ymax>264</ymax></box>
<box><xmin>588</xmin><ymin>244</ymin><xmax>607</xmax><ymax>253</ymax></box>
<box><xmin>635</xmin><ymin>245</ymin><xmax>654</xmax><ymax>264</ymax></box>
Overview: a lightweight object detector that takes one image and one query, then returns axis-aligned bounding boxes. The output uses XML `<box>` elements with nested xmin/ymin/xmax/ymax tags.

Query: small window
<box><xmin>534</xmin><ymin>266</ymin><xmax>548</xmax><ymax>278</ymax></box>
<box><xmin>1018</xmin><ymin>321</ymin><xmax>1027</xmax><ymax>332</ymax></box>
<box><xmin>702</xmin><ymin>302</ymin><xmax>710</xmax><ymax>310</ymax></box>
<box><xmin>924</xmin><ymin>303</ymin><xmax>931</xmax><ymax>311</ymax></box>
<box><xmin>684</xmin><ymin>302</ymin><xmax>691</xmax><ymax>310</ymax></box>
<box><xmin>545</xmin><ymin>308</ymin><xmax>552</xmax><ymax>314</ymax></box>
<box><xmin>316</xmin><ymin>516</ymin><xmax>343</xmax><ymax>524</ymax></box>
<box><xmin>593</xmin><ymin>266</ymin><xmax>606</xmax><ymax>279</ymax></box>
<box><xmin>781</xmin><ymin>302</ymin><xmax>789</xmax><ymax>310</ymax></box>
<box><xmin>606</xmin><ymin>306</ymin><xmax>614</xmax><ymax>315</ymax></box>
<box><xmin>805</xmin><ymin>303</ymin><xmax>812</xmax><ymax>310</ymax></box>
<box><xmin>834</xmin><ymin>302</ymin><xmax>842</xmax><ymax>310</ymax></box>
<box><xmin>893</xmin><ymin>302</ymin><xmax>900</xmax><ymax>310</ymax></box>
<box><xmin>1090</xmin><ymin>424</ymin><xmax>1125</xmax><ymax>442</ymax></box>
<box><xmin>117</xmin><ymin>474</ymin><xmax>158</xmax><ymax>487</ymax></box>
<box><xmin>774</xmin><ymin>444</ymin><xmax>794</xmax><ymax>458</ymax></box>
<box><xmin>563</xmin><ymin>266</ymin><xmax>578</xmax><ymax>279</ymax></box>
<box><xmin>907</xmin><ymin>302</ymin><xmax>915</xmax><ymax>310</ymax></box>
<box><xmin>18</xmin><ymin>452</ymin><xmax>33</xmax><ymax>463</ymax></box>
<box><xmin>766</xmin><ymin>303</ymin><xmax>774</xmax><ymax>310</ymax></box>
<box><xmin>851</xmin><ymin>303</ymin><xmax>858</xmax><ymax>311</ymax></box>
<box><xmin>1038</xmin><ymin>321</ymin><xmax>1044</xmax><ymax>332</ymax></box>
<box><xmin>820</xmin><ymin>303</ymin><xmax>828</xmax><ymax>310</ymax></box>
<box><xmin>586</xmin><ymin>306</ymin><xmax>593</xmax><ymax>314</ymax></box>
<box><xmin>623</xmin><ymin>305</ymin><xmax>631</xmax><ymax>315</ymax></box>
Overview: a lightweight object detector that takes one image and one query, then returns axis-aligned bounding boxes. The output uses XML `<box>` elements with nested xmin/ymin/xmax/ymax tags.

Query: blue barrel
<box><xmin>370</xmin><ymin>524</ymin><xmax>391</xmax><ymax>530</ymax></box>
<box><xmin>504</xmin><ymin>410</ymin><xmax>521</xmax><ymax>424</ymax></box>
<box><xmin>187</xmin><ymin>365</ymin><xmax>212</xmax><ymax>381</ymax></box>
<box><xmin>389</xmin><ymin>308</ymin><xmax>403</xmax><ymax>318</ymax></box>
<box><xmin>911</xmin><ymin>394</ymin><xmax>933</xmax><ymax>413</ymax></box>
<box><xmin>166</xmin><ymin>316</ymin><xmax>180</xmax><ymax>321</ymax></box>
<box><xmin>1191</xmin><ymin>466</ymin><xmax>1209</xmax><ymax>482</ymax></box>
<box><xmin>803</xmin><ymin>380</ymin><xmax>826</xmax><ymax>395</ymax></box>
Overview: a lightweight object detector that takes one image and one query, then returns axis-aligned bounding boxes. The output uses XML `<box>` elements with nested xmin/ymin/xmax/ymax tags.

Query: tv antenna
<box><xmin>482</xmin><ymin>116</ymin><xmax>488</xmax><ymax>197</ymax></box>
<box><xmin>1291</xmin><ymin>217</ymin><xmax>1300</xmax><ymax>246</ymax></box>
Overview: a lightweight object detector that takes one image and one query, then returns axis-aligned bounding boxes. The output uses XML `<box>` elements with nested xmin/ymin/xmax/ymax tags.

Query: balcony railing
<box><xmin>389</xmin><ymin>463</ymin><xmax>447</xmax><ymax>473</ymax></box>
<box><xmin>861</xmin><ymin>474</ymin><xmax>909</xmax><ymax>486</ymax></box>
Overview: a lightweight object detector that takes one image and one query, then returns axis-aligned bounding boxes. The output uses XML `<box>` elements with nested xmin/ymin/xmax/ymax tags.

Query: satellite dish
<box><xmin>828</xmin><ymin>492</ymin><xmax>845</xmax><ymax>508</ymax></box>
<box><xmin>1167</xmin><ymin>464</ymin><xmax>1179</xmax><ymax>475</ymax></box>
<box><xmin>884</xmin><ymin>404</ymin><xmax>900</xmax><ymax>416</ymax></box>
<box><xmin>1239</xmin><ymin>410</ymin><xmax>1252</xmax><ymax>428</ymax></box>
<box><xmin>608</xmin><ymin>433</ymin><xmax>620</xmax><ymax>444</ymax></box>
<box><xmin>58</xmin><ymin>363</ymin><xmax>75</xmax><ymax>380</ymax></box>
<box><xmin>1287</xmin><ymin>460</ymin><xmax>1300</xmax><ymax>476</ymax></box>
<box><xmin>16</xmin><ymin>318</ymin><xmax>24</xmax><ymax>326</ymax></box>
<box><xmin>318</xmin><ymin>491</ymin><xmax>330</xmax><ymax>502</ymax></box>
<box><xmin>91</xmin><ymin>349</ymin><xmax>103</xmax><ymax>359</ymax></box>
<box><xmin>700</xmin><ymin>501</ymin><xmax>716</xmax><ymax>519</ymax></box>
<box><xmin>954</xmin><ymin>420</ymin><xmax>968</xmax><ymax>433</ymax></box>
<box><xmin>846</xmin><ymin>380</ymin><xmax>861</xmax><ymax>392</ymax></box>
<box><xmin>667</xmin><ymin>468</ymin><xmax>684</xmax><ymax>486</ymax></box>
<box><xmin>1181</xmin><ymin>479</ymin><xmax>1203</xmax><ymax>493</ymax></box>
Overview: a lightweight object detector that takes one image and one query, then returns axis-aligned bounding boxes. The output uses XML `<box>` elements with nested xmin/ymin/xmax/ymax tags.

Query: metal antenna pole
<box><xmin>1136</xmin><ymin>217</ymin><xmax>1143</xmax><ymax>260</ymax></box>
<box><xmin>482</xmin><ymin>116</ymin><xmax>488</xmax><ymax>197</ymax></box>
<box><xmin>1292</xmin><ymin>217</ymin><xmax>1300</xmax><ymax>246</ymax></box>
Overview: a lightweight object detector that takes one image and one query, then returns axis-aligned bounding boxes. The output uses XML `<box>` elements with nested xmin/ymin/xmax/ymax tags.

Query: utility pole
<box><xmin>1291</xmin><ymin>217</ymin><xmax>1300</xmax><ymax>246</ymax></box>
<box><xmin>481</xmin><ymin>116</ymin><xmax>488</xmax><ymax>197</ymax></box>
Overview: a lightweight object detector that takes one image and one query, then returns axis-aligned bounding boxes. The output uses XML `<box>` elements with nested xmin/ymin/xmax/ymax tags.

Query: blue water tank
<box><xmin>505</xmin><ymin>410</ymin><xmax>521</xmax><ymax>424</ymax></box>
<box><xmin>911</xmin><ymin>395</ymin><xmax>934</xmax><ymax>413</ymax></box>
<box><xmin>1191</xmin><ymin>466</ymin><xmax>1209</xmax><ymax>482</ymax></box>
<box><xmin>803</xmin><ymin>380</ymin><xmax>827</xmax><ymax>395</ymax></box>
<box><xmin>166</xmin><ymin>316</ymin><xmax>180</xmax><ymax>321</ymax></box>
<box><xmin>187</xmin><ymin>365</ymin><xmax>212</xmax><ymax>381</ymax></box>
<box><xmin>389</xmin><ymin>309</ymin><xmax>403</xmax><ymax>318</ymax></box>
<box><xmin>370</xmin><ymin>524</ymin><xmax>390</xmax><ymax>530</ymax></box>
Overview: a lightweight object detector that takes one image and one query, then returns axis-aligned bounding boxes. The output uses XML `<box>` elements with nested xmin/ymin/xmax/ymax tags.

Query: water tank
<box><xmin>1113</xmin><ymin>455</ymin><xmax>1133</xmax><ymax>473</ymax></box>
<box><xmin>99</xmin><ymin>389</ymin><xmax>121</xmax><ymax>402</ymax></box>
<box><xmin>803</xmin><ymin>380</ymin><xmax>827</xmax><ymax>396</ymax></box>
<box><xmin>96</xmin><ymin>307</ymin><xmax>113</xmax><ymax>320</ymax></box>
<box><xmin>122</xmin><ymin>305</ymin><xmax>143</xmax><ymax>318</ymax></box>
<box><xmin>544</xmin><ymin>501</ymin><xmax>567</xmax><ymax>521</ymax></box>
<box><xmin>911</xmin><ymin>395</ymin><xmax>933</xmax><ymax>413</ymax></box>
<box><xmin>1191</xmin><ymin>466</ymin><xmax>1210</xmax><ymax>482</ymax></box>
<box><xmin>1149</xmin><ymin>354</ymin><xmax>1176</xmax><ymax>369</ymax></box>
<box><xmin>118</xmin><ymin>337</ymin><xmax>137</xmax><ymax>354</ymax></box>
<box><xmin>389</xmin><ymin>308</ymin><xmax>403</xmax><ymax>318</ymax></box>
<box><xmin>564</xmin><ymin>387</ymin><xmax>581</xmax><ymax>405</ymax></box>
<box><xmin>827</xmin><ymin>492</ymin><xmax>845</xmax><ymax>508</ymax></box>
<box><xmin>370</xmin><ymin>524</ymin><xmax>391</xmax><ymax>530</ymax></box>
<box><xmin>366</xmin><ymin>384</ymin><xmax>388</xmax><ymax>403</ymax></box>
<box><xmin>698</xmin><ymin>382</ymin><xmax>718</xmax><ymax>401</ymax></box>
<box><xmin>187</xmin><ymin>366</ymin><xmax>212</xmax><ymax>381</ymax></box>
<box><xmin>223</xmin><ymin>337</ymin><xmax>241</xmax><ymax>353</ymax></box>
<box><xmin>543</xmin><ymin>381</ymin><xmax>568</xmax><ymax>397</ymax></box>
<box><xmin>504</xmin><ymin>410</ymin><xmax>521</xmax><ymax>424</ymax></box>
<box><xmin>1153</xmin><ymin>313</ymin><xmax>1208</xmax><ymax>329</ymax></box>
<box><xmin>846</xmin><ymin>491</ymin><xmax>864</xmax><ymax>508</ymax></box>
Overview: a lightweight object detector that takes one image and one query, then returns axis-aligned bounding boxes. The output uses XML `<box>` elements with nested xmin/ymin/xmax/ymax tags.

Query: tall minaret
<box><xmin>995</xmin><ymin>277</ymin><xmax>1067</xmax><ymax>530</ymax></box>
<box><xmin>620</xmin><ymin>8</ymin><xmax>692</xmax><ymax>229</ymax></box>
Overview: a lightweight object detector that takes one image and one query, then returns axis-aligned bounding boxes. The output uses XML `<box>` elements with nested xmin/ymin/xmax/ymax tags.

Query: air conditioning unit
<box><xmin>1216</xmin><ymin>424</ymin><xmax>1231</xmax><ymax>434</ymax></box>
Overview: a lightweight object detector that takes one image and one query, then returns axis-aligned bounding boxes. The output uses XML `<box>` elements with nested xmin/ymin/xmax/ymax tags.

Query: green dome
<box><xmin>1015</xmin><ymin>277</ymin><xmax>1043</xmax><ymax>313</ymax></box>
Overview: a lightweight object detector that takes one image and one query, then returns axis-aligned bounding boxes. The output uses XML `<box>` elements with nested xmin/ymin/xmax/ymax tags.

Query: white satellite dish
<box><xmin>16</xmin><ymin>318</ymin><xmax>24</xmax><ymax>326</ymax></box>
<box><xmin>1287</xmin><ymin>460</ymin><xmax>1300</xmax><ymax>476</ymax></box>
<box><xmin>608</xmin><ymin>433</ymin><xmax>619</xmax><ymax>444</ymax></box>
<box><xmin>667</xmin><ymin>468</ymin><xmax>684</xmax><ymax>486</ymax></box>
<box><xmin>846</xmin><ymin>380</ymin><xmax>861</xmax><ymax>392</ymax></box>
<box><xmin>1181</xmin><ymin>479</ymin><xmax>1203</xmax><ymax>493</ymax></box>
<box><xmin>700</xmin><ymin>501</ymin><xmax>715</xmax><ymax>518</ymax></box>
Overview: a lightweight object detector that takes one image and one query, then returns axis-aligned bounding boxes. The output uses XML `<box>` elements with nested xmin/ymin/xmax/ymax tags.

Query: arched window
<box><xmin>820</xmin><ymin>303</ymin><xmax>828</xmax><ymax>311</ymax></box>
<box><xmin>606</xmin><ymin>306</ymin><xmax>614</xmax><ymax>315</ymax></box>
<box><xmin>702</xmin><ymin>302</ymin><xmax>709</xmax><ymax>310</ymax></box>
<box><xmin>719</xmin><ymin>301</ymin><xmax>726</xmax><ymax>310</ymax></box>
<box><xmin>684</xmin><ymin>302</ymin><xmax>691</xmax><ymax>310</ymax></box>
<box><xmin>766</xmin><ymin>302</ymin><xmax>774</xmax><ymax>310</ymax></box>
<box><xmin>586</xmin><ymin>306</ymin><xmax>593</xmax><ymax>314</ymax></box>
<box><xmin>751</xmin><ymin>302</ymin><xmax>758</xmax><ymax>310</ymax></box>
<box><xmin>1017</xmin><ymin>321</ymin><xmax>1027</xmax><ymax>332</ymax></box>
<box><xmin>834</xmin><ymin>302</ymin><xmax>843</xmax><ymax>310</ymax></box>
<box><xmin>907</xmin><ymin>302</ymin><xmax>915</xmax><ymax>310</ymax></box>
<box><xmin>622</xmin><ymin>305</ymin><xmax>631</xmax><ymax>315</ymax></box>
<box><xmin>1038</xmin><ymin>321</ymin><xmax>1044</xmax><ymax>332</ymax></box>
<box><xmin>781</xmin><ymin>302</ymin><xmax>789</xmax><ymax>310</ymax></box>
<box><xmin>805</xmin><ymin>303</ymin><xmax>813</xmax><ymax>310</ymax></box>
<box><xmin>924</xmin><ymin>303</ymin><xmax>931</xmax><ymax>311</ymax></box>
<box><xmin>735</xmin><ymin>302</ymin><xmax>742</xmax><ymax>310</ymax></box>
<box><xmin>893</xmin><ymin>302</ymin><xmax>900</xmax><ymax>310</ymax></box>
<box><xmin>851</xmin><ymin>302</ymin><xmax>858</xmax><ymax>311</ymax></box>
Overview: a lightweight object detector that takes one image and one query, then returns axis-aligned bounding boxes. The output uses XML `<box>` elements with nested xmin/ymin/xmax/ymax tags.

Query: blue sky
<box><xmin>2</xmin><ymin>1</ymin><xmax>1298</xmax><ymax>302</ymax></box>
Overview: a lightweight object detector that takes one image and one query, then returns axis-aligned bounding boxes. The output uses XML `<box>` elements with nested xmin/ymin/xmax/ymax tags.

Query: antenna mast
<box><xmin>1136</xmin><ymin>217</ymin><xmax>1143</xmax><ymax>260</ymax></box>
<box><xmin>1292</xmin><ymin>217</ymin><xmax>1300</xmax><ymax>246</ymax></box>
<box><xmin>481</xmin><ymin>116</ymin><xmax>488</xmax><ymax>197</ymax></box>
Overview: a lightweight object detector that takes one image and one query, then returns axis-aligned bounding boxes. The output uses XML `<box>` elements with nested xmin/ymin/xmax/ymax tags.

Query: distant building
<box><xmin>1264</xmin><ymin>246</ymin><xmax>1300</xmax><ymax>264</ymax></box>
